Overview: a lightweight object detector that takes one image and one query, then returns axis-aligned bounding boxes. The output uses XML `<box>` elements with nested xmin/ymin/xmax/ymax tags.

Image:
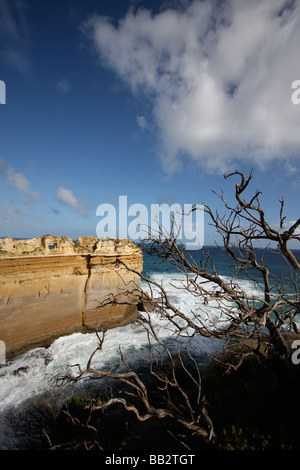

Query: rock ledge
<box><xmin>0</xmin><ymin>236</ymin><xmax>143</xmax><ymax>358</ymax></box>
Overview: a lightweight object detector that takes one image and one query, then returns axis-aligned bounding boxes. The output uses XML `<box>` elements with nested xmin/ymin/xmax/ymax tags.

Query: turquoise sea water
<box><xmin>143</xmin><ymin>245</ymin><xmax>300</xmax><ymax>282</ymax></box>
<box><xmin>0</xmin><ymin>246</ymin><xmax>299</xmax><ymax>448</ymax></box>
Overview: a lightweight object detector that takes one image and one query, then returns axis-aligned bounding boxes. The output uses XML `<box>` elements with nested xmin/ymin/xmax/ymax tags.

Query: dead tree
<box><xmin>85</xmin><ymin>170</ymin><xmax>299</xmax><ymax>364</ymax></box>
<box><xmin>54</xmin><ymin>323</ymin><xmax>215</xmax><ymax>449</ymax></box>
<box><xmin>51</xmin><ymin>170</ymin><xmax>299</xmax><ymax>449</ymax></box>
<box><xmin>139</xmin><ymin>170</ymin><xmax>300</xmax><ymax>360</ymax></box>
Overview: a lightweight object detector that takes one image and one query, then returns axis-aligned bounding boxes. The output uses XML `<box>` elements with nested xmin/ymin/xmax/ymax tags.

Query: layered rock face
<box><xmin>0</xmin><ymin>236</ymin><xmax>143</xmax><ymax>358</ymax></box>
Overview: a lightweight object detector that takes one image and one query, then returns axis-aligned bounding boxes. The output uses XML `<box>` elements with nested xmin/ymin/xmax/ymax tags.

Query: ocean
<box><xmin>0</xmin><ymin>246</ymin><xmax>299</xmax><ymax>449</ymax></box>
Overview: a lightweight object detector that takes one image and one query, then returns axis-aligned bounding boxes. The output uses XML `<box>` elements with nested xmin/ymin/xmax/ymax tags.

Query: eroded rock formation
<box><xmin>0</xmin><ymin>236</ymin><xmax>143</xmax><ymax>358</ymax></box>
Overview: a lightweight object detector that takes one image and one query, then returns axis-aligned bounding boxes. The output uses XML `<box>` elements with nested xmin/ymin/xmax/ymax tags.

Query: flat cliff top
<box><xmin>0</xmin><ymin>235</ymin><xmax>142</xmax><ymax>258</ymax></box>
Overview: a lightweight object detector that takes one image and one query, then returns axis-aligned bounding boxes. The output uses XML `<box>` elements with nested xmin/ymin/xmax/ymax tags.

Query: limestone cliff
<box><xmin>0</xmin><ymin>236</ymin><xmax>143</xmax><ymax>358</ymax></box>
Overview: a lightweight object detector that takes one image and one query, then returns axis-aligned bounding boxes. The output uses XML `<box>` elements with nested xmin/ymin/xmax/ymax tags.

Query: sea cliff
<box><xmin>0</xmin><ymin>235</ymin><xmax>143</xmax><ymax>358</ymax></box>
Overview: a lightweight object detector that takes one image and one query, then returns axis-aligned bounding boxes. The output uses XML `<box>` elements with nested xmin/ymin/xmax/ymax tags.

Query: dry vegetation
<box><xmin>9</xmin><ymin>171</ymin><xmax>300</xmax><ymax>451</ymax></box>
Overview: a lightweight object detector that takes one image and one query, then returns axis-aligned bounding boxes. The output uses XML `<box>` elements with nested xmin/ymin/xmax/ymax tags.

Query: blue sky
<box><xmin>0</xmin><ymin>0</ymin><xmax>300</xmax><ymax>246</ymax></box>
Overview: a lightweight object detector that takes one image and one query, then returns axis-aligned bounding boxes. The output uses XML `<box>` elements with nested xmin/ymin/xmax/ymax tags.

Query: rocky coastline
<box><xmin>0</xmin><ymin>235</ymin><xmax>143</xmax><ymax>358</ymax></box>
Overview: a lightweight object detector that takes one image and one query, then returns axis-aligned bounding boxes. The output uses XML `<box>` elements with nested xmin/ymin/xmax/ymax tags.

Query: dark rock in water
<box><xmin>28</xmin><ymin>348</ymin><xmax>52</xmax><ymax>366</ymax></box>
<box><xmin>10</xmin><ymin>348</ymin><xmax>53</xmax><ymax>378</ymax></box>
<box><xmin>12</xmin><ymin>366</ymin><xmax>30</xmax><ymax>376</ymax></box>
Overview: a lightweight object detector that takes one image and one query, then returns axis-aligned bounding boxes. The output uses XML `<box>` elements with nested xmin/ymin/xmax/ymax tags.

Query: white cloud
<box><xmin>137</xmin><ymin>114</ymin><xmax>148</xmax><ymax>130</ymax></box>
<box><xmin>83</xmin><ymin>0</ymin><xmax>300</xmax><ymax>174</ymax></box>
<box><xmin>55</xmin><ymin>186</ymin><xmax>87</xmax><ymax>217</ymax></box>
<box><xmin>0</xmin><ymin>159</ymin><xmax>42</xmax><ymax>202</ymax></box>
<box><xmin>0</xmin><ymin>0</ymin><xmax>31</xmax><ymax>75</ymax></box>
<box><xmin>0</xmin><ymin>204</ymin><xmax>44</xmax><ymax>231</ymax></box>
<box><xmin>286</xmin><ymin>220</ymin><xmax>300</xmax><ymax>236</ymax></box>
<box><xmin>56</xmin><ymin>78</ymin><xmax>71</xmax><ymax>93</ymax></box>
<box><xmin>0</xmin><ymin>205</ymin><xmax>23</xmax><ymax>229</ymax></box>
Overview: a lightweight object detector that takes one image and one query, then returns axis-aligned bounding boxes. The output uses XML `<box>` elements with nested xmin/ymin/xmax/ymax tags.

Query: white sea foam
<box><xmin>0</xmin><ymin>272</ymin><xmax>261</xmax><ymax>408</ymax></box>
<box><xmin>0</xmin><ymin>267</ymin><xmax>287</xmax><ymax>449</ymax></box>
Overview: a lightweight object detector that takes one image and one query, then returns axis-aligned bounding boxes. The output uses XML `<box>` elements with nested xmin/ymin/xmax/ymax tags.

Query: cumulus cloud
<box><xmin>0</xmin><ymin>204</ymin><xmax>44</xmax><ymax>230</ymax></box>
<box><xmin>83</xmin><ymin>0</ymin><xmax>300</xmax><ymax>174</ymax></box>
<box><xmin>55</xmin><ymin>186</ymin><xmax>87</xmax><ymax>217</ymax></box>
<box><xmin>137</xmin><ymin>114</ymin><xmax>148</xmax><ymax>130</ymax></box>
<box><xmin>0</xmin><ymin>159</ymin><xmax>42</xmax><ymax>202</ymax></box>
<box><xmin>56</xmin><ymin>78</ymin><xmax>71</xmax><ymax>93</ymax></box>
